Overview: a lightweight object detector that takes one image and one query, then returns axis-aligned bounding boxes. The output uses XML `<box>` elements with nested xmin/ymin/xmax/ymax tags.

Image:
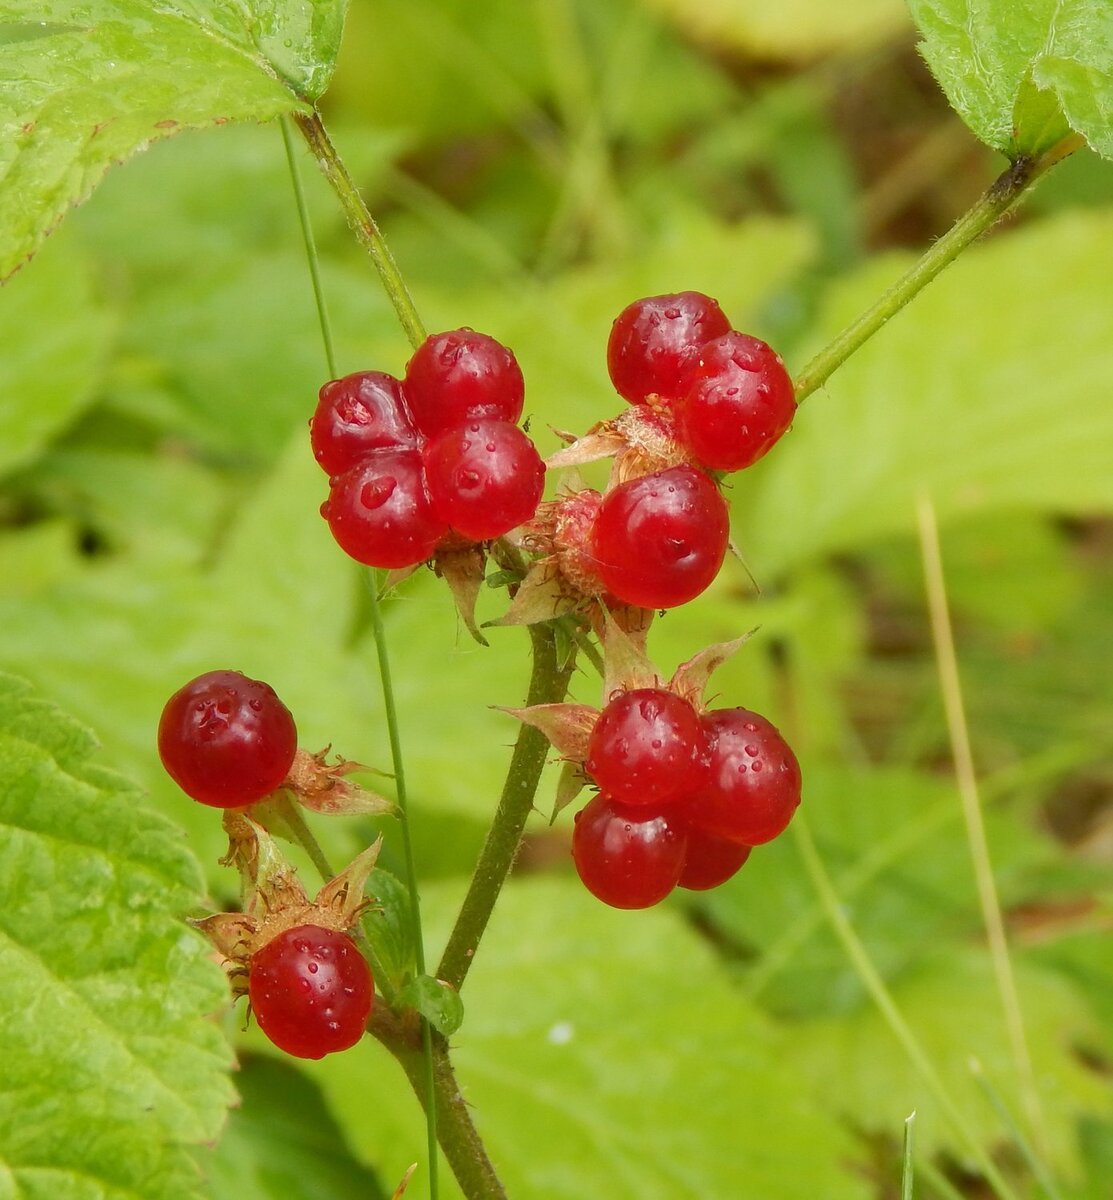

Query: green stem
<box><xmin>438</xmin><ymin>621</ymin><xmax>576</xmax><ymax>991</ymax></box>
<box><xmin>281</xmin><ymin>121</ymin><xmax>438</xmax><ymax>1199</ymax></box>
<box><xmin>372</xmin><ymin>1010</ymin><xmax>507</xmax><ymax>1200</ymax></box>
<box><xmin>293</xmin><ymin>109</ymin><xmax>427</xmax><ymax>351</ymax></box>
<box><xmin>793</xmin><ymin>134</ymin><xmax>1085</xmax><ymax>402</ymax></box>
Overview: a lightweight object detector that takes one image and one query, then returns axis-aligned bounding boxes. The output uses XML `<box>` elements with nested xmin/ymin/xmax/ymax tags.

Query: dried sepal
<box><xmin>669</xmin><ymin>631</ymin><xmax>757</xmax><ymax>710</ymax></box>
<box><xmin>391</xmin><ymin>1165</ymin><xmax>418</xmax><ymax>1200</ymax></box>
<box><xmin>486</xmin><ymin>561</ymin><xmax>578</xmax><ymax>627</ymax></box>
<box><xmin>283</xmin><ymin>748</ymin><xmax>396</xmax><ymax>817</ymax></box>
<box><xmin>434</xmin><ymin>541</ymin><xmax>490</xmax><ymax>645</ymax></box>
<box><xmin>600</xmin><ymin>612</ymin><xmax>659</xmax><ymax>698</ymax></box>
<box><xmin>552</xmin><ymin>759</ymin><xmax>589</xmax><ymax>823</ymax></box>
<box><xmin>380</xmin><ymin>563</ymin><xmax>422</xmax><ymax>595</ymax></box>
<box><xmin>501</xmin><ymin>702</ymin><xmax>599</xmax><ymax>760</ymax></box>
<box><xmin>545</xmin><ymin>426</ymin><xmax>627</xmax><ymax>470</ymax></box>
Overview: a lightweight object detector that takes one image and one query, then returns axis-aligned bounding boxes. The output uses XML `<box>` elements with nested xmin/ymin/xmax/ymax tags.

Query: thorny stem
<box><xmin>293</xmin><ymin>110</ymin><xmax>427</xmax><ymax>350</ymax></box>
<box><xmin>438</xmin><ymin>621</ymin><xmax>577</xmax><ymax>991</ymax></box>
<box><xmin>793</xmin><ymin>134</ymin><xmax>1085</xmax><ymax>402</ymax></box>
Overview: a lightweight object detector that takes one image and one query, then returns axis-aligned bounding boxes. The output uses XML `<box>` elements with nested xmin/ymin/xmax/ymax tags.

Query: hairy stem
<box><xmin>293</xmin><ymin>110</ymin><xmax>427</xmax><ymax>351</ymax></box>
<box><xmin>793</xmin><ymin>134</ymin><xmax>1085</xmax><ymax>402</ymax></box>
<box><xmin>438</xmin><ymin>621</ymin><xmax>577</xmax><ymax>991</ymax></box>
<box><xmin>373</xmin><ymin>1011</ymin><xmax>507</xmax><ymax>1200</ymax></box>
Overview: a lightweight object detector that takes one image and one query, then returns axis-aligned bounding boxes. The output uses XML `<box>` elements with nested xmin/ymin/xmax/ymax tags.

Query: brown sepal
<box><xmin>501</xmin><ymin>702</ymin><xmax>599</xmax><ymax>760</ymax></box>
<box><xmin>669</xmin><ymin>631</ymin><xmax>758</xmax><ymax>710</ymax></box>
<box><xmin>552</xmin><ymin>759</ymin><xmax>590</xmax><ymax>822</ymax></box>
<box><xmin>283</xmin><ymin>748</ymin><xmax>396</xmax><ymax>817</ymax></box>
<box><xmin>434</xmin><ymin>541</ymin><xmax>490</xmax><ymax>645</ymax></box>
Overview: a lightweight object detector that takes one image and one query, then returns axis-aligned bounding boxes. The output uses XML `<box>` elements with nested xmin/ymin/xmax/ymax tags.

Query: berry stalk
<box><xmin>438</xmin><ymin>621</ymin><xmax>577</xmax><ymax>991</ymax></box>
<box><xmin>293</xmin><ymin>110</ymin><xmax>427</xmax><ymax>351</ymax></box>
<box><xmin>792</xmin><ymin>132</ymin><xmax>1085</xmax><ymax>403</ymax></box>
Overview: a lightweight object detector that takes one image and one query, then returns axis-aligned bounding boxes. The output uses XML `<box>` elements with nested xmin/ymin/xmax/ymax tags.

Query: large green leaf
<box><xmin>0</xmin><ymin>0</ymin><xmax>347</xmax><ymax>277</ymax></box>
<box><xmin>909</xmin><ymin>0</ymin><xmax>1113</xmax><ymax>158</ymax></box>
<box><xmin>0</xmin><ymin>673</ymin><xmax>235</xmax><ymax>1198</ymax></box>
<box><xmin>316</xmin><ymin>879</ymin><xmax>869</xmax><ymax>1200</ymax></box>
<box><xmin>741</xmin><ymin>210</ymin><xmax>1113</xmax><ymax>577</ymax></box>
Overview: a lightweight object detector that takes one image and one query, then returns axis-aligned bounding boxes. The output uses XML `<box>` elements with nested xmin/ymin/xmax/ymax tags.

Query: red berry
<box><xmin>158</xmin><ymin>670</ymin><xmax>297</xmax><ymax>808</ymax></box>
<box><xmin>691</xmin><ymin>708</ymin><xmax>801</xmax><ymax>845</ymax></box>
<box><xmin>403</xmin><ymin>329</ymin><xmax>525</xmax><ymax>436</ymax></box>
<box><xmin>423</xmin><ymin>418</ymin><xmax>545</xmax><ymax>541</ymax></box>
<box><xmin>678</xmin><ymin>829</ymin><xmax>752</xmax><ymax>891</ymax></box>
<box><xmin>585</xmin><ymin>687</ymin><xmax>708</xmax><ymax>808</ymax></box>
<box><xmin>571</xmin><ymin>793</ymin><xmax>687</xmax><ymax>909</ymax></box>
<box><xmin>310</xmin><ymin>372</ymin><xmax>421</xmax><ymax>477</ymax></box>
<box><xmin>607</xmin><ymin>292</ymin><xmax>731</xmax><ymax>405</ymax></box>
<box><xmin>249</xmin><ymin>925</ymin><xmax>373</xmax><ymax>1060</ymax></box>
<box><xmin>675</xmin><ymin>333</ymin><xmax>796</xmax><ymax>472</ymax></box>
<box><xmin>321</xmin><ymin>448</ymin><xmax>449</xmax><ymax>569</ymax></box>
<box><xmin>590</xmin><ymin>465</ymin><xmax>729</xmax><ymax>609</ymax></box>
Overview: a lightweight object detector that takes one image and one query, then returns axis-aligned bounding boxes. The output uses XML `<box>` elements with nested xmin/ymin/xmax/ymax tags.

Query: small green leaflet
<box><xmin>0</xmin><ymin>673</ymin><xmax>235</xmax><ymax>1200</ymax></box>
<box><xmin>398</xmin><ymin>974</ymin><xmax>465</xmax><ymax>1037</ymax></box>
<box><xmin>0</xmin><ymin>0</ymin><xmax>347</xmax><ymax>278</ymax></box>
<box><xmin>908</xmin><ymin>0</ymin><xmax>1113</xmax><ymax>159</ymax></box>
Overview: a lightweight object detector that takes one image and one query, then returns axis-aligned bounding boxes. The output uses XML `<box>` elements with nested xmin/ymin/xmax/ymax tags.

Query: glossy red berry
<box><xmin>249</xmin><ymin>925</ymin><xmax>373</xmax><ymax>1060</ymax></box>
<box><xmin>674</xmin><ymin>332</ymin><xmax>796</xmax><ymax>472</ymax></box>
<box><xmin>423</xmin><ymin>418</ymin><xmax>545</xmax><ymax>541</ymax></box>
<box><xmin>158</xmin><ymin>670</ymin><xmax>297</xmax><ymax>808</ymax></box>
<box><xmin>691</xmin><ymin>708</ymin><xmax>801</xmax><ymax>845</ymax></box>
<box><xmin>310</xmin><ymin>372</ymin><xmax>421</xmax><ymax>477</ymax></box>
<box><xmin>322</xmin><ymin>447</ymin><xmax>449</xmax><ymax>568</ymax></box>
<box><xmin>590</xmin><ymin>465</ymin><xmax>729</xmax><ymax>609</ymax></box>
<box><xmin>403</xmin><ymin>329</ymin><xmax>525</xmax><ymax>437</ymax></box>
<box><xmin>585</xmin><ymin>687</ymin><xmax>708</xmax><ymax>808</ymax></box>
<box><xmin>678</xmin><ymin>829</ymin><xmax>752</xmax><ymax>891</ymax></box>
<box><xmin>571</xmin><ymin>792</ymin><xmax>688</xmax><ymax>909</ymax></box>
<box><xmin>607</xmin><ymin>292</ymin><xmax>731</xmax><ymax>405</ymax></box>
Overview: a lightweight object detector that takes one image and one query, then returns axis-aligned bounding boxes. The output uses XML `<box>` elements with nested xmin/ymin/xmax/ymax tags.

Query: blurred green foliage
<box><xmin>1</xmin><ymin>1</ymin><xmax>1112</xmax><ymax>1198</ymax></box>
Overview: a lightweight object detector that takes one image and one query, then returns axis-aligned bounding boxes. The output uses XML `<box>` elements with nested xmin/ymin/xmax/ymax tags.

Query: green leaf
<box><xmin>908</xmin><ymin>0</ymin><xmax>1113</xmax><ymax>158</ymax></box>
<box><xmin>398</xmin><ymin>974</ymin><xmax>464</xmax><ymax>1037</ymax></box>
<box><xmin>0</xmin><ymin>235</ymin><xmax>115</xmax><ymax>478</ymax></box>
<box><xmin>640</xmin><ymin>0</ymin><xmax>908</xmax><ymax>61</ymax></box>
<box><xmin>0</xmin><ymin>0</ymin><xmax>347</xmax><ymax>278</ymax></box>
<box><xmin>0</xmin><ymin>673</ymin><xmax>235</xmax><ymax>1199</ymax></box>
<box><xmin>201</xmin><ymin>1054</ymin><xmax>388</xmax><ymax>1200</ymax></box>
<box><xmin>743</xmin><ymin>210</ymin><xmax>1113</xmax><ymax>576</ymax></box>
<box><xmin>363</xmin><ymin>867</ymin><xmax>417</xmax><ymax>996</ymax></box>
<box><xmin>319</xmin><ymin>880</ymin><xmax>869</xmax><ymax>1200</ymax></box>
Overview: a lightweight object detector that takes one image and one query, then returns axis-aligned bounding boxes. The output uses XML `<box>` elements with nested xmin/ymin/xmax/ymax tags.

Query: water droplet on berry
<box><xmin>744</xmin><ymin>744</ymin><xmax>759</xmax><ymax>757</ymax></box>
<box><xmin>743</xmin><ymin>722</ymin><xmax>758</xmax><ymax>733</ymax></box>
<box><xmin>752</xmin><ymin>760</ymin><xmax>763</xmax><ymax>772</ymax></box>
<box><xmin>361</xmin><ymin>476</ymin><xmax>398</xmax><ymax>509</ymax></box>
<box><xmin>737</xmin><ymin>763</ymin><xmax>748</xmax><ymax>774</ymax></box>
<box><xmin>319</xmin><ymin>500</ymin><xmax>331</xmax><ymax>518</ymax></box>
<box><xmin>307</xmin><ymin>961</ymin><xmax>319</xmax><ymax>974</ymax></box>
<box><xmin>249</xmin><ymin>698</ymin><xmax>262</xmax><ymax>711</ymax></box>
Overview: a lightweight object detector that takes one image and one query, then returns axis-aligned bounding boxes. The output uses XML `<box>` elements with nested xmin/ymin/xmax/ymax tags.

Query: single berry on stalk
<box><xmin>585</xmin><ymin>687</ymin><xmax>708</xmax><ymax>808</ymax></box>
<box><xmin>678</xmin><ymin>829</ymin><xmax>752</xmax><ymax>891</ymax></box>
<box><xmin>404</xmin><ymin>329</ymin><xmax>525</xmax><ymax>437</ymax></box>
<box><xmin>675</xmin><ymin>332</ymin><xmax>796</xmax><ymax>472</ymax></box>
<box><xmin>691</xmin><ymin>708</ymin><xmax>801</xmax><ymax>845</ymax></box>
<box><xmin>322</xmin><ymin>447</ymin><xmax>448</xmax><ymax>569</ymax></box>
<box><xmin>571</xmin><ymin>792</ymin><xmax>687</xmax><ymax>909</ymax></box>
<box><xmin>249</xmin><ymin>925</ymin><xmax>373</xmax><ymax>1060</ymax></box>
<box><xmin>590</xmin><ymin>464</ymin><xmax>729</xmax><ymax>609</ymax></box>
<box><xmin>158</xmin><ymin>670</ymin><xmax>297</xmax><ymax>808</ymax></box>
<box><xmin>423</xmin><ymin>418</ymin><xmax>545</xmax><ymax>541</ymax></box>
<box><xmin>311</xmin><ymin>372</ymin><xmax>421</xmax><ymax>477</ymax></box>
<box><xmin>607</xmin><ymin>292</ymin><xmax>731</xmax><ymax>405</ymax></box>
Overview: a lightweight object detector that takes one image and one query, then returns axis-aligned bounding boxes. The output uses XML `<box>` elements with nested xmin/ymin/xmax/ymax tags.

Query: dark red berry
<box><xmin>678</xmin><ymin>829</ymin><xmax>752</xmax><ymax>891</ymax></box>
<box><xmin>321</xmin><ymin>447</ymin><xmax>449</xmax><ymax>569</ymax></box>
<box><xmin>249</xmin><ymin>925</ymin><xmax>373</xmax><ymax>1060</ymax></box>
<box><xmin>571</xmin><ymin>792</ymin><xmax>687</xmax><ymax>909</ymax></box>
<box><xmin>675</xmin><ymin>333</ymin><xmax>796</xmax><ymax>472</ymax></box>
<box><xmin>585</xmin><ymin>687</ymin><xmax>708</xmax><ymax>808</ymax></box>
<box><xmin>691</xmin><ymin>708</ymin><xmax>801</xmax><ymax>845</ymax></box>
<box><xmin>310</xmin><ymin>372</ymin><xmax>420</xmax><ymax>476</ymax></box>
<box><xmin>403</xmin><ymin>329</ymin><xmax>525</xmax><ymax>437</ymax></box>
<box><xmin>607</xmin><ymin>292</ymin><xmax>731</xmax><ymax>405</ymax></box>
<box><xmin>158</xmin><ymin>670</ymin><xmax>297</xmax><ymax>808</ymax></box>
<box><xmin>423</xmin><ymin>418</ymin><xmax>545</xmax><ymax>541</ymax></box>
<box><xmin>590</xmin><ymin>465</ymin><xmax>729</xmax><ymax>609</ymax></box>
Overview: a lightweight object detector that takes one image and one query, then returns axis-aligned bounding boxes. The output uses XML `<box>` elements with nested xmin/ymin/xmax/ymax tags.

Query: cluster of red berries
<box><xmin>570</xmin><ymin>687</ymin><xmax>801</xmax><ymax>909</ymax></box>
<box><xmin>313</xmin><ymin>330</ymin><xmax>546</xmax><ymax>567</ymax></box>
<box><xmin>158</xmin><ymin>670</ymin><xmax>373</xmax><ymax>1059</ymax></box>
